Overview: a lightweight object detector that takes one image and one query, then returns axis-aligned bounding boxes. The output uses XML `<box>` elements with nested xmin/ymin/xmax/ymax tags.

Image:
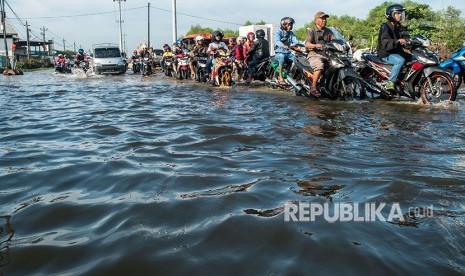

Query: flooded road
<box><xmin>1</xmin><ymin>70</ymin><xmax>465</xmax><ymax>275</ymax></box>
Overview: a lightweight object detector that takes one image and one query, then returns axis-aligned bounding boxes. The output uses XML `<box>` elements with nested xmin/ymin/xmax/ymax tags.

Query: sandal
<box><xmin>309</xmin><ymin>87</ymin><xmax>321</xmax><ymax>98</ymax></box>
<box><xmin>278</xmin><ymin>79</ymin><xmax>287</xmax><ymax>86</ymax></box>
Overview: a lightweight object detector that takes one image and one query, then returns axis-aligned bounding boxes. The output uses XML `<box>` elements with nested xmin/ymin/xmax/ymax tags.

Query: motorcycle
<box><xmin>132</xmin><ymin>58</ymin><xmax>141</xmax><ymax>74</ymax></box>
<box><xmin>141</xmin><ymin>57</ymin><xmax>153</xmax><ymax>76</ymax></box>
<box><xmin>55</xmin><ymin>62</ymin><xmax>72</xmax><ymax>74</ymax></box>
<box><xmin>244</xmin><ymin>57</ymin><xmax>272</xmax><ymax>82</ymax></box>
<box><xmin>195</xmin><ymin>53</ymin><xmax>208</xmax><ymax>83</ymax></box>
<box><xmin>287</xmin><ymin>41</ymin><xmax>364</xmax><ymax>100</ymax></box>
<box><xmin>174</xmin><ymin>55</ymin><xmax>191</xmax><ymax>80</ymax></box>
<box><xmin>163</xmin><ymin>57</ymin><xmax>174</xmax><ymax>77</ymax></box>
<box><xmin>72</xmin><ymin>60</ymin><xmax>90</xmax><ymax>75</ymax></box>
<box><xmin>439</xmin><ymin>46</ymin><xmax>465</xmax><ymax>90</ymax></box>
<box><xmin>358</xmin><ymin>35</ymin><xmax>457</xmax><ymax>104</ymax></box>
<box><xmin>212</xmin><ymin>52</ymin><xmax>233</xmax><ymax>87</ymax></box>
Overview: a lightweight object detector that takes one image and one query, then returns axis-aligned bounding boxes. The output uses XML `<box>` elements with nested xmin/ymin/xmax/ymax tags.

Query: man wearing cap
<box><xmin>305</xmin><ymin>11</ymin><xmax>336</xmax><ymax>97</ymax></box>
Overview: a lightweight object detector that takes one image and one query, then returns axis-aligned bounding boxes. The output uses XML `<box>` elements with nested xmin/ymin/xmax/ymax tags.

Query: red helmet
<box><xmin>247</xmin><ymin>32</ymin><xmax>255</xmax><ymax>40</ymax></box>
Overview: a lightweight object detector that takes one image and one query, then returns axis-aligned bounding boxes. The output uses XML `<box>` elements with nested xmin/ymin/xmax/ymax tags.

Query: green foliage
<box><xmin>16</xmin><ymin>59</ymin><xmax>44</xmax><ymax>70</ymax></box>
<box><xmin>186</xmin><ymin>24</ymin><xmax>214</xmax><ymax>35</ymax></box>
<box><xmin>185</xmin><ymin>24</ymin><xmax>238</xmax><ymax>38</ymax></box>
<box><xmin>293</xmin><ymin>0</ymin><xmax>465</xmax><ymax>54</ymax></box>
<box><xmin>187</xmin><ymin>1</ymin><xmax>465</xmax><ymax>56</ymax></box>
<box><xmin>243</xmin><ymin>20</ymin><xmax>267</xmax><ymax>26</ymax></box>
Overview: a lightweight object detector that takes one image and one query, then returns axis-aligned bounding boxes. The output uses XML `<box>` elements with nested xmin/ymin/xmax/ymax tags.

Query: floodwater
<box><xmin>1</xmin><ymin>70</ymin><xmax>464</xmax><ymax>275</ymax></box>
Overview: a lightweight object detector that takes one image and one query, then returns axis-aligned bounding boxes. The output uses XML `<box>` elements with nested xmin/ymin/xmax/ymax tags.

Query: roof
<box><xmin>0</xmin><ymin>19</ymin><xmax>19</xmax><ymax>36</ymax></box>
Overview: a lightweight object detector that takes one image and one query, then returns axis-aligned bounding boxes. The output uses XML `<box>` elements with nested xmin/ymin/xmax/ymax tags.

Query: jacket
<box><xmin>376</xmin><ymin>22</ymin><xmax>406</xmax><ymax>58</ymax></box>
<box><xmin>274</xmin><ymin>29</ymin><xmax>299</xmax><ymax>54</ymax></box>
<box><xmin>248</xmin><ymin>38</ymin><xmax>270</xmax><ymax>61</ymax></box>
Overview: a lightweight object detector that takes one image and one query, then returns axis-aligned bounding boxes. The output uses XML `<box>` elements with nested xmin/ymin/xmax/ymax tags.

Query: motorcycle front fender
<box><xmin>423</xmin><ymin>66</ymin><xmax>452</xmax><ymax>77</ymax></box>
<box><xmin>338</xmin><ymin>67</ymin><xmax>363</xmax><ymax>81</ymax></box>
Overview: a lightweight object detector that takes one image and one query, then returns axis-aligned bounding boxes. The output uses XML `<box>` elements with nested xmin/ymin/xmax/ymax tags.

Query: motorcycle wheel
<box><xmin>181</xmin><ymin>70</ymin><xmax>188</xmax><ymax>80</ymax></box>
<box><xmin>341</xmin><ymin>77</ymin><xmax>364</xmax><ymax>101</ymax></box>
<box><xmin>451</xmin><ymin>73</ymin><xmax>462</xmax><ymax>91</ymax></box>
<box><xmin>164</xmin><ymin>67</ymin><xmax>170</xmax><ymax>76</ymax></box>
<box><xmin>420</xmin><ymin>72</ymin><xmax>457</xmax><ymax>104</ymax></box>
<box><xmin>222</xmin><ymin>71</ymin><xmax>231</xmax><ymax>86</ymax></box>
<box><xmin>197</xmin><ymin>69</ymin><xmax>205</xmax><ymax>82</ymax></box>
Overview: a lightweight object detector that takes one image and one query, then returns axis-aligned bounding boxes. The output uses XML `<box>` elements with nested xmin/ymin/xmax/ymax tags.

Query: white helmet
<box><xmin>237</xmin><ymin>36</ymin><xmax>245</xmax><ymax>42</ymax></box>
<box><xmin>195</xmin><ymin>35</ymin><xmax>204</xmax><ymax>42</ymax></box>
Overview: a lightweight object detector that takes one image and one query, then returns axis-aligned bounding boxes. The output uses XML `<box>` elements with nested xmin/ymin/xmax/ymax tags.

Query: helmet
<box><xmin>78</xmin><ymin>48</ymin><xmax>84</xmax><ymax>54</ymax></box>
<box><xmin>176</xmin><ymin>39</ymin><xmax>183</xmax><ymax>45</ymax></box>
<box><xmin>229</xmin><ymin>37</ymin><xmax>236</xmax><ymax>43</ymax></box>
<box><xmin>280</xmin><ymin>17</ymin><xmax>295</xmax><ymax>30</ymax></box>
<box><xmin>133</xmin><ymin>50</ymin><xmax>137</xmax><ymax>54</ymax></box>
<box><xmin>385</xmin><ymin>4</ymin><xmax>405</xmax><ymax>22</ymax></box>
<box><xmin>58</xmin><ymin>54</ymin><xmax>63</xmax><ymax>58</ymax></box>
<box><xmin>247</xmin><ymin>32</ymin><xmax>255</xmax><ymax>41</ymax></box>
<box><xmin>212</xmin><ymin>31</ymin><xmax>224</xmax><ymax>42</ymax></box>
<box><xmin>237</xmin><ymin>36</ymin><xmax>245</xmax><ymax>42</ymax></box>
<box><xmin>195</xmin><ymin>35</ymin><xmax>205</xmax><ymax>42</ymax></box>
<box><xmin>414</xmin><ymin>34</ymin><xmax>431</xmax><ymax>47</ymax></box>
<box><xmin>256</xmin><ymin>29</ymin><xmax>265</xmax><ymax>39</ymax></box>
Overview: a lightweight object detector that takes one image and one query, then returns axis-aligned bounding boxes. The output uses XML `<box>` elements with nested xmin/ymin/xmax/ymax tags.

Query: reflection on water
<box><xmin>0</xmin><ymin>70</ymin><xmax>464</xmax><ymax>275</ymax></box>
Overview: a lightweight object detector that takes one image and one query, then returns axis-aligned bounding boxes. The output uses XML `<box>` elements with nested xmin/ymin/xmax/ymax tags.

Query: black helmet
<box><xmin>280</xmin><ymin>17</ymin><xmax>295</xmax><ymax>30</ymax></box>
<box><xmin>256</xmin><ymin>29</ymin><xmax>265</xmax><ymax>39</ymax></box>
<box><xmin>385</xmin><ymin>4</ymin><xmax>405</xmax><ymax>22</ymax></box>
<box><xmin>212</xmin><ymin>31</ymin><xmax>224</xmax><ymax>42</ymax></box>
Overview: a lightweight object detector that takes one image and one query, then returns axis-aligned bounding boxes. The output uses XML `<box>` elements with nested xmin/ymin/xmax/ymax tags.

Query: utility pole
<box><xmin>62</xmin><ymin>38</ymin><xmax>66</xmax><ymax>52</ymax></box>
<box><xmin>40</xmin><ymin>26</ymin><xmax>47</xmax><ymax>59</ymax></box>
<box><xmin>73</xmin><ymin>41</ymin><xmax>76</xmax><ymax>53</ymax></box>
<box><xmin>1</xmin><ymin>0</ymin><xmax>11</xmax><ymax>69</ymax></box>
<box><xmin>114</xmin><ymin>0</ymin><xmax>126</xmax><ymax>53</ymax></box>
<box><xmin>172</xmin><ymin>0</ymin><xmax>177</xmax><ymax>43</ymax></box>
<box><xmin>25</xmin><ymin>21</ymin><xmax>30</xmax><ymax>60</ymax></box>
<box><xmin>147</xmin><ymin>2</ymin><xmax>150</xmax><ymax>49</ymax></box>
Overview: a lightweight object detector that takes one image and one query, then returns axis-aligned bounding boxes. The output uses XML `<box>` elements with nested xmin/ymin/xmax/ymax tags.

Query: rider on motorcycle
<box><xmin>234</xmin><ymin>36</ymin><xmax>246</xmax><ymax>82</ymax></box>
<box><xmin>74</xmin><ymin>49</ymin><xmax>87</xmax><ymax>67</ymax></box>
<box><xmin>206</xmin><ymin>31</ymin><xmax>229</xmax><ymax>83</ymax></box>
<box><xmin>305</xmin><ymin>11</ymin><xmax>336</xmax><ymax>97</ymax></box>
<box><xmin>274</xmin><ymin>17</ymin><xmax>299</xmax><ymax>85</ymax></box>
<box><xmin>160</xmin><ymin>44</ymin><xmax>173</xmax><ymax>71</ymax></box>
<box><xmin>246</xmin><ymin>29</ymin><xmax>270</xmax><ymax>83</ymax></box>
<box><xmin>174</xmin><ymin>39</ymin><xmax>187</xmax><ymax>57</ymax></box>
<box><xmin>189</xmin><ymin>35</ymin><xmax>208</xmax><ymax>79</ymax></box>
<box><xmin>376</xmin><ymin>4</ymin><xmax>412</xmax><ymax>91</ymax></box>
<box><xmin>243</xmin><ymin>32</ymin><xmax>255</xmax><ymax>64</ymax></box>
<box><xmin>56</xmin><ymin>54</ymin><xmax>66</xmax><ymax>65</ymax></box>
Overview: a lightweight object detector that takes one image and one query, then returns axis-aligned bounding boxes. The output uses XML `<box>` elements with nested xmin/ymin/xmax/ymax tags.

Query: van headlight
<box><xmin>94</xmin><ymin>62</ymin><xmax>101</xmax><ymax>67</ymax></box>
<box><xmin>118</xmin><ymin>61</ymin><xmax>125</xmax><ymax>66</ymax></box>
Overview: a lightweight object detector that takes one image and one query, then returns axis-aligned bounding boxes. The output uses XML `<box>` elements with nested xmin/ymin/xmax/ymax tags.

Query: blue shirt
<box><xmin>274</xmin><ymin>29</ymin><xmax>299</xmax><ymax>54</ymax></box>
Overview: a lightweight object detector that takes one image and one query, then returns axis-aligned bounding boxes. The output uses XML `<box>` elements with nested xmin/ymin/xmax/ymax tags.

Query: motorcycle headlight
<box><xmin>416</xmin><ymin>55</ymin><xmax>436</xmax><ymax>64</ymax></box>
<box><xmin>334</xmin><ymin>43</ymin><xmax>345</xmax><ymax>52</ymax></box>
<box><xmin>330</xmin><ymin>59</ymin><xmax>345</xmax><ymax>68</ymax></box>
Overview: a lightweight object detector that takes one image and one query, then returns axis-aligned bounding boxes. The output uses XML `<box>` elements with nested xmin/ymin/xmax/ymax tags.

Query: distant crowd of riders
<box><xmin>56</xmin><ymin>5</ymin><xmax>460</xmax><ymax>104</ymax></box>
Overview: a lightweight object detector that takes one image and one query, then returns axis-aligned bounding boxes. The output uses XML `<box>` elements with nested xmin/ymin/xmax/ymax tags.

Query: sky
<box><xmin>5</xmin><ymin>0</ymin><xmax>464</xmax><ymax>53</ymax></box>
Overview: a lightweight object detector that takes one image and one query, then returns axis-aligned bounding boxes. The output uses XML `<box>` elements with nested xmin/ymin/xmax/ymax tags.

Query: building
<box><xmin>239</xmin><ymin>24</ymin><xmax>280</xmax><ymax>55</ymax></box>
<box><xmin>0</xmin><ymin>19</ymin><xmax>19</xmax><ymax>67</ymax></box>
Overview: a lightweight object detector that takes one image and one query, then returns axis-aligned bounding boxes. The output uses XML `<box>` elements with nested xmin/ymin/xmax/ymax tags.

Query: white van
<box><xmin>92</xmin><ymin>43</ymin><xmax>127</xmax><ymax>75</ymax></box>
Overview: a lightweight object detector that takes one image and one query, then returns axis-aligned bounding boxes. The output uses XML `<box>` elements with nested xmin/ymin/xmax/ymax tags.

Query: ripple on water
<box><xmin>1</xmin><ymin>72</ymin><xmax>465</xmax><ymax>274</ymax></box>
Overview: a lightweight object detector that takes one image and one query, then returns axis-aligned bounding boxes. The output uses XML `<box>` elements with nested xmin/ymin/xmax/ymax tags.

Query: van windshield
<box><xmin>94</xmin><ymin>48</ymin><xmax>121</xmax><ymax>58</ymax></box>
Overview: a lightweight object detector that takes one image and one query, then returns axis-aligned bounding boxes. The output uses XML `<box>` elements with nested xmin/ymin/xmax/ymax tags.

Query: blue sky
<box><xmin>5</xmin><ymin>0</ymin><xmax>464</xmax><ymax>52</ymax></box>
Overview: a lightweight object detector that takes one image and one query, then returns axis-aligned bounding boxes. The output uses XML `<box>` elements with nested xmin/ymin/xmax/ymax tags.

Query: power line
<box><xmin>150</xmin><ymin>5</ymin><xmax>242</xmax><ymax>26</ymax></box>
<box><xmin>16</xmin><ymin>6</ymin><xmax>145</xmax><ymax>20</ymax></box>
<box><xmin>10</xmin><ymin>1</ymin><xmax>242</xmax><ymax>26</ymax></box>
